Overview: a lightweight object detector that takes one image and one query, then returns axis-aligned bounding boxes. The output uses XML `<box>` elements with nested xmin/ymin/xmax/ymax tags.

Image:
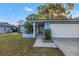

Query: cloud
<box><xmin>24</xmin><ymin>7</ymin><xmax>33</xmax><ymax>11</ymax></box>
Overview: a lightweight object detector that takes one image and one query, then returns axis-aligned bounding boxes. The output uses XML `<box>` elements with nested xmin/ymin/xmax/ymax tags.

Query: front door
<box><xmin>38</xmin><ymin>25</ymin><xmax>43</xmax><ymax>33</ymax></box>
<box><xmin>36</xmin><ymin>22</ymin><xmax>44</xmax><ymax>38</ymax></box>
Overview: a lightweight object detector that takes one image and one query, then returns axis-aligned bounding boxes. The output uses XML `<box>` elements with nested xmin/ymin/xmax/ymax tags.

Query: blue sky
<box><xmin>0</xmin><ymin>3</ymin><xmax>79</xmax><ymax>25</ymax></box>
<box><xmin>71</xmin><ymin>4</ymin><xmax>79</xmax><ymax>18</ymax></box>
<box><xmin>0</xmin><ymin>3</ymin><xmax>42</xmax><ymax>25</ymax></box>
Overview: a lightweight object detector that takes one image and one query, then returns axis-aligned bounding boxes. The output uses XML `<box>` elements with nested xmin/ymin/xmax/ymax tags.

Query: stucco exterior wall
<box><xmin>22</xmin><ymin>34</ymin><xmax>33</xmax><ymax>38</ymax></box>
<box><xmin>44</xmin><ymin>22</ymin><xmax>49</xmax><ymax>29</ymax></box>
<box><xmin>21</xmin><ymin>25</ymin><xmax>34</xmax><ymax>38</ymax></box>
<box><xmin>0</xmin><ymin>27</ymin><xmax>5</xmax><ymax>33</ymax></box>
<box><xmin>5</xmin><ymin>27</ymin><xmax>12</xmax><ymax>32</ymax></box>
<box><xmin>0</xmin><ymin>26</ymin><xmax>12</xmax><ymax>33</ymax></box>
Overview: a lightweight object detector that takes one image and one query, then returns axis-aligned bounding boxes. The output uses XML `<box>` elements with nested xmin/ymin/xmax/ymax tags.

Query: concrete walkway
<box><xmin>53</xmin><ymin>38</ymin><xmax>79</xmax><ymax>56</ymax></box>
<box><xmin>33</xmin><ymin>37</ymin><xmax>57</xmax><ymax>48</ymax></box>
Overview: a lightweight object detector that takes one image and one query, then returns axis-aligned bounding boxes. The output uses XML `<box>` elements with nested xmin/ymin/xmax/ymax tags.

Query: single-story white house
<box><xmin>20</xmin><ymin>19</ymin><xmax>79</xmax><ymax>38</ymax></box>
<box><xmin>0</xmin><ymin>22</ymin><xmax>13</xmax><ymax>33</ymax></box>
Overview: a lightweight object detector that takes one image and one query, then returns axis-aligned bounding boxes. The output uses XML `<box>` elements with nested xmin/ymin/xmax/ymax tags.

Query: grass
<box><xmin>0</xmin><ymin>33</ymin><xmax>64</xmax><ymax>56</ymax></box>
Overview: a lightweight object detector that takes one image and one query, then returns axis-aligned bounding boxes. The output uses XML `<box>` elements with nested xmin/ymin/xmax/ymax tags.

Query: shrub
<box><xmin>24</xmin><ymin>22</ymin><xmax>33</xmax><ymax>34</ymax></box>
<box><xmin>11</xmin><ymin>27</ymin><xmax>18</xmax><ymax>32</ymax></box>
<box><xmin>44</xmin><ymin>29</ymin><xmax>51</xmax><ymax>40</ymax></box>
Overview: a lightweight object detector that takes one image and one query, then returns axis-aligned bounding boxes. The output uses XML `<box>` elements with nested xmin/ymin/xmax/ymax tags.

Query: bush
<box><xmin>12</xmin><ymin>28</ymin><xmax>17</xmax><ymax>32</ymax></box>
<box><xmin>44</xmin><ymin>29</ymin><xmax>51</xmax><ymax>40</ymax></box>
<box><xmin>24</xmin><ymin>23</ymin><xmax>33</xmax><ymax>34</ymax></box>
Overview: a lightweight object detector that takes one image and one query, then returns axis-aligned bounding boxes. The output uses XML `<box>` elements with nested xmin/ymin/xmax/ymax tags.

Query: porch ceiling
<box><xmin>35</xmin><ymin>22</ymin><xmax>44</xmax><ymax>25</ymax></box>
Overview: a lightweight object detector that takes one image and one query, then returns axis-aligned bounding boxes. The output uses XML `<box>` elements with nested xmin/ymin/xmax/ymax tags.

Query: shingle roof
<box><xmin>0</xmin><ymin>22</ymin><xmax>12</xmax><ymax>27</ymax></box>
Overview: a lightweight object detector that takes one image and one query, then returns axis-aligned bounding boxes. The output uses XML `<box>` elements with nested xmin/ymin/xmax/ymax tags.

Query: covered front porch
<box><xmin>22</xmin><ymin>21</ymin><xmax>49</xmax><ymax>38</ymax></box>
<box><xmin>35</xmin><ymin>22</ymin><xmax>44</xmax><ymax>38</ymax></box>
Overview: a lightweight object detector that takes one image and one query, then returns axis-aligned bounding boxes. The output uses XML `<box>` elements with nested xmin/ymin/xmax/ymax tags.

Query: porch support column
<box><xmin>33</xmin><ymin>22</ymin><xmax>35</xmax><ymax>38</ymax></box>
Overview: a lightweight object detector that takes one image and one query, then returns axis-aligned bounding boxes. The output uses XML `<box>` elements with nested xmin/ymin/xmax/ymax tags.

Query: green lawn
<box><xmin>0</xmin><ymin>33</ymin><xmax>64</xmax><ymax>56</ymax></box>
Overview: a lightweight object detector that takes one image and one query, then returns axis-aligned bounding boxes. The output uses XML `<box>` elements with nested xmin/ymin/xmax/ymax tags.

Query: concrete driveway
<box><xmin>53</xmin><ymin>38</ymin><xmax>79</xmax><ymax>56</ymax></box>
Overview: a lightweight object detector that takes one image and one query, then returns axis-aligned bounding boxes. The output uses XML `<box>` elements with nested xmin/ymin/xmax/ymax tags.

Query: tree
<box><xmin>65</xmin><ymin>3</ymin><xmax>74</xmax><ymax>19</ymax></box>
<box><xmin>24</xmin><ymin>22</ymin><xmax>33</xmax><ymax>34</ymax></box>
<box><xmin>26</xmin><ymin>3</ymin><xmax>74</xmax><ymax>20</ymax></box>
<box><xmin>37</xmin><ymin>3</ymin><xmax>67</xmax><ymax>19</ymax></box>
<box><xmin>17</xmin><ymin>20</ymin><xmax>25</xmax><ymax>26</ymax></box>
<box><xmin>37</xmin><ymin>4</ymin><xmax>49</xmax><ymax>19</ymax></box>
<box><xmin>26</xmin><ymin>14</ymin><xmax>39</xmax><ymax>20</ymax></box>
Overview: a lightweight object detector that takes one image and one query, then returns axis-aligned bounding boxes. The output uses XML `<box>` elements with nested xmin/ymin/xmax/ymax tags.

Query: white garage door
<box><xmin>50</xmin><ymin>24</ymin><xmax>79</xmax><ymax>38</ymax></box>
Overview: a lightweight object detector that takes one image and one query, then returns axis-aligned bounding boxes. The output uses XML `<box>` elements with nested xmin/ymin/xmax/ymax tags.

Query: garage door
<box><xmin>50</xmin><ymin>24</ymin><xmax>79</xmax><ymax>38</ymax></box>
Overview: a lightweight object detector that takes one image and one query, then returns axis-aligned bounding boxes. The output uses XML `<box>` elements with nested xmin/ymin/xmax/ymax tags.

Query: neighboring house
<box><xmin>17</xmin><ymin>20</ymin><xmax>26</xmax><ymax>33</ymax></box>
<box><xmin>19</xmin><ymin>25</ymin><xmax>26</xmax><ymax>33</ymax></box>
<box><xmin>0</xmin><ymin>22</ymin><xmax>13</xmax><ymax>33</ymax></box>
<box><xmin>20</xmin><ymin>19</ymin><xmax>79</xmax><ymax>38</ymax></box>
